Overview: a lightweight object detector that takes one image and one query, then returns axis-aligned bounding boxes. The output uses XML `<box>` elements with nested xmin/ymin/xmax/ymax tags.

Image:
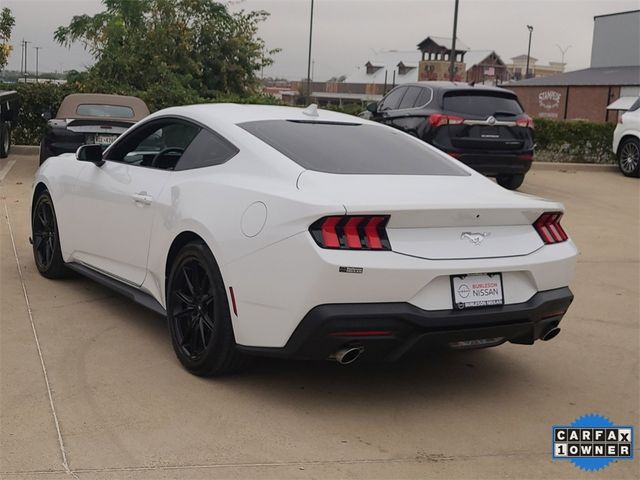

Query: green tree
<box><xmin>0</xmin><ymin>7</ymin><xmax>16</xmax><ymax>71</ymax></box>
<box><xmin>55</xmin><ymin>0</ymin><xmax>277</xmax><ymax>107</ymax></box>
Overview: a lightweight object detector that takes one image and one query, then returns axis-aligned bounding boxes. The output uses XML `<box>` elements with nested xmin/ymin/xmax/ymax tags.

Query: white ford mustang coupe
<box><xmin>32</xmin><ymin>104</ymin><xmax>577</xmax><ymax>376</ymax></box>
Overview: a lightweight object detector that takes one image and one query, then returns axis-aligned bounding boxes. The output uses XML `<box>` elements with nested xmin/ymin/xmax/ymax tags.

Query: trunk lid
<box><xmin>65</xmin><ymin>119</ymin><xmax>131</xmax><ymax>146</ymax></box>
<box><xmin>297</xmin><ymin>170</ymin><xmax>560</xmax><ymax>259</ymax></box>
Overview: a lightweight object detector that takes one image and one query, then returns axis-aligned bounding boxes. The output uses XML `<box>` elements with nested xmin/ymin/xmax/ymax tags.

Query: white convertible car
<box><xmin>32</xmin><ymin>104</ymin><xmax>577</xmax><ymax>376</ymax></box>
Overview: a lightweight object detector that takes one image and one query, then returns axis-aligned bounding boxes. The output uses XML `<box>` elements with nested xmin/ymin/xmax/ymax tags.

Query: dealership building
<box><xmin>507</xmin><ymin>10</ymin><xmax>640</xmax><ymax>123</ymax></box>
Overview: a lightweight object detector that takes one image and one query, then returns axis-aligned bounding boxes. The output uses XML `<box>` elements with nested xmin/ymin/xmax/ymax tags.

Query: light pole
<box><xmin>34</xmin><ymin>46</ymin><xmax>42</xmax><ymax>82</ymax></box>
<box><xmin>449</xmin><ymin>0</ymin><xmax>460</xmax><ymax>82</ymax></box>
<box><xmin>556</xmin><ymin>44</ymin><xmax>571</xmax><ymax>68</ymax></box>
<box><xmin>525</xmin><ymin>25</ymin><xmax>533</xmax><ymax>79</ymax></box>
<box><xmin>306</xmin><ymin>0</ymin><xmax>315</xmax><ymax>100</ymax></box>
<box><xmin>23</xmin><ymin>40</ymin><xmax>32</xmax><ymax>82</ymax></box>
<box><xmin>20</xmin><ymin>39</ymin><xmax>24</xmax><ymax>75</ymax></box>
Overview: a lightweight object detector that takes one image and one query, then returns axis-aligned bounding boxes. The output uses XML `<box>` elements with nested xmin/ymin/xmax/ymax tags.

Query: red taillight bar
<box><xmin>428</xmin><ymin>114</ymin><xmax>464</xmax><ymax>128</ymax></box>
<box><xmin>329</xmin><ymin>330</ymin><xmax>393</xmax><ymax>337</ymax></box>
<box><xmin>320</xmin><ymin>216</ymin><xmax>341</xmax><ymax>248</ymax></box>
<box><xmin>310</xmin><ymin>215</ymin><xmax>391</xmax><ymax>250</ymax></box>
<box><xmin>534</xmin><ymin>212</ymin><xmax>568</xmax><ymax>244</ymax></box>
<box><xmin>516</xmin><ymin>115</ymin><xmax>534</xmax><ymax>129</ymax></box>
<box><xmin>344</xmin><ymin>216</ymin><xmax>364</xmax><ymax>249</ymax></box>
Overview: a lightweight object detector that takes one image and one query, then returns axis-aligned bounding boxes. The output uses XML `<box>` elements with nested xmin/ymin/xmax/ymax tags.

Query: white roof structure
<box><xmin>463</xmin><ymin>50</ymin><xmax>497</xmax><ymax>72</ymax></box>
<box><xmin>343</xmin><ymin>50</ymin><xmax>422</xmax><ymax>85</ymax></box>
<box><xmin>607</xmin><ymin>96</ymin><xmax>639</xmax><ymax>110</ymax></box>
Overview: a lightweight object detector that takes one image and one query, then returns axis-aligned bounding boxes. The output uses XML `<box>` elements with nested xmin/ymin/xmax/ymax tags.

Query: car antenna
<box><xmin>302</xmin><ymin>103</ymin><xmax>319</xmax><ymax>117</ymax></box>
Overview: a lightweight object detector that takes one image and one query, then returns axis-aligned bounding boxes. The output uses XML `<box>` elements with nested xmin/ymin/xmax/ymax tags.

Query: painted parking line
<box><xmin>0</xmin><ymin>160</ymin><xmax>16</xmax><ymax>182</ymax></box>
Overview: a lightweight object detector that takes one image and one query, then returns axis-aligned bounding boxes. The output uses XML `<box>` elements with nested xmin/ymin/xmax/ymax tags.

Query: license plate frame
<box><xmin>95</xmin><ymin>134</ymin><xmax>117</xmax><ymax>145</ymax></box>
<box><xmin>450</xmin><ymin>272</ymin><xmax>504</xmax><ymax>310</ymax></box>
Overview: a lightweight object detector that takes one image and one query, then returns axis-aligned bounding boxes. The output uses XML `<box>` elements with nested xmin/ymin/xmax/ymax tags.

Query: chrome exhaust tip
<box><xmin>334</xmin><ymin>346</ymin><xmax>364</xmax><ymax>365</ymax></box>
<box><xmin>541</xmin><ymin>327</ymin><xmax>561</xmax><ymax>341</ymax></box>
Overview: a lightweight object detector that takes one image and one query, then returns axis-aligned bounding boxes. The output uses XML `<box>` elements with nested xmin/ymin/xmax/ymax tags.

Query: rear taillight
<box><xmin>534</xmin><ymin>212</ymin><xmax>568</xmax><ymax>244</ymax></box>
<box><xmin>516</xmin><ymin>115</ymin><xmax>534</xmax><ymax>129</ymax></box>
<box><xmin>310</xmin><ymin>215</ymin><xmax>391</xmax><ymax>250</ymax></box>
<box><xmin>428</xmin><ymin>114</ymin><xmax>464</xmax><ymax>128</ymax></box>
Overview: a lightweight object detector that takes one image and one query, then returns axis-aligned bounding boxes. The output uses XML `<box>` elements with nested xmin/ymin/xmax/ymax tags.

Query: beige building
<box><xmin>507</xmin><ymin>55</ymin><xmax>565</xmax><ymax>81</ymax></box>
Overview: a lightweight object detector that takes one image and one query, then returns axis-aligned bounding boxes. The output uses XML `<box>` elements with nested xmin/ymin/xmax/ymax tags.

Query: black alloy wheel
<box><xmin>167</xmin><ymin>242</ymin><xmax>249</xmax><ymax>376</ymax></box>
<box><xmin>171</xmin><ymin>258</ymin><xmax>216</xmax><ymax>360</ymax></box>
<box><xmin>32</xmin><ymin>191</ymin><xmax>67</xmax><ymax>278</ymax></box>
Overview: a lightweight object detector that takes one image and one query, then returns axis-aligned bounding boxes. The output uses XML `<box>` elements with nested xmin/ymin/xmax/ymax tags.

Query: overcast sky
<box><xmin>5</xmin><ymin>0</ymin><xmax>639</xmax><ymax>80</ymax></box>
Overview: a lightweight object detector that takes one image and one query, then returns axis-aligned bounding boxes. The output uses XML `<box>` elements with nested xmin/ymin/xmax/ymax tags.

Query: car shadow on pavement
<box><xmin>210</xmin><ymin>347</ymin><xmax>538</xmax><ymax>413</ymax></box>
<box><xmin>63</xmin><ymin>276</ymin><xmax>540</xmax><ymax>411</ymax></box>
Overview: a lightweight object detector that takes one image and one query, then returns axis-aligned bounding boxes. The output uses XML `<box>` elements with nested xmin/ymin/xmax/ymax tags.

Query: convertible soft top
<box><xmin>56</xmin><ymin>93</ymin><xmax>150</xmax><ymax>121</ymax></box>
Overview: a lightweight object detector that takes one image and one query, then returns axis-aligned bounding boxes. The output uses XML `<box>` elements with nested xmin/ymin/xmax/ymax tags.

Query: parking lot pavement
<box><xmin>1</xmin><ymin>154</ymin><xmax>638</xmax><ymax>479</ymax></box>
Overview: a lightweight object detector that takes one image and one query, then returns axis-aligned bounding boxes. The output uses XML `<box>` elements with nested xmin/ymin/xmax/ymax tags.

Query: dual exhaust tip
<box><xmin>332</xmin><ymin>327</ymin><xmax>560</xmax><ymax>364</ymax></box>
<box><xmin>541</xmin><ymin>326</ymin><xmax>561</xmax><ymax>341</ymax></box>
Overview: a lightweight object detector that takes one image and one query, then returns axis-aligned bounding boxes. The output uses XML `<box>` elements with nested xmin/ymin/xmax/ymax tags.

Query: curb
<box><xmin>531</xmin><ymin>162</ymin><xmax>617</xmax><ymax>172</ymax></box>
<box><xmin>10</xmin><ymin>145</ymin><xmax>40</xmax><ymax>155</ymax></box>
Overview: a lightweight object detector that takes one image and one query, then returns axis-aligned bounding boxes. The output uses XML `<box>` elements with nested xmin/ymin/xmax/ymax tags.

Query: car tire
<box><xmin>0</xmin><ymin>124</ymin><xmax>10</xmax><ymax>158</ymax></box>
<box><xmin>167</xmin><ymin>241</ymin><xmax>250</xmax><ymax>376</ymax></box>
<box><xmin>32</xmin><ymin>191</ymin><xmax>68</xmax><ymax>278</ymax></box>
<box><xmin>497</xmin><ymin>174</ymin><xmax>525</xmax><ymax>190</ymax></box>
<box><xmin>617</xmin><ymin>137</ymin><xmax>640</xmax><ymax>178</ymax></box>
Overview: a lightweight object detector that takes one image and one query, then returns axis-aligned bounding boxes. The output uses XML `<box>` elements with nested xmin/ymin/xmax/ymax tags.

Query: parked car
<box><xmin>0</xmin><ymin>90</ymin><xmax>20</xmax><ymax>158</ymax></box>
<box><xmin>32</xmin><ymin>104</ymin><xmax>576</xmax><ymax>376</ymax></box>
<box><xmin>39</xmin><ymin>93</ymin><xmax>150</xmax><ymax>165</ymax></box>
<box><xmin>612</xmin><ymin>97</ymin><xmax>640</xmax><ymax>177</ymax></box>
<box><xmin>365</xmin><ymin>82</ymin><xmax>535</xmax><ymax>190</ymax></box>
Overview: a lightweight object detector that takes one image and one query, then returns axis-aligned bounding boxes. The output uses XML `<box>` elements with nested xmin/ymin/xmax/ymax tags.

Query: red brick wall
<box><xmin>566</xmin><ymin>86</ymin><xmax>619</xmax><ymax>123</ymax></box>
<box><xmin>509</xmin><ymin>85</ymin><xmax>620</xmax><ymax>123</ymax></box>
<box><xmin>509</xmin><ymin>86</ymin><xmax>568</xmax><ymax>119</ymax></box>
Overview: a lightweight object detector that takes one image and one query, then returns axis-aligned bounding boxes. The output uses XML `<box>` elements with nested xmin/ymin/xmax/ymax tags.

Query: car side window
<box><xmin>174</xmin><ymin>129</ymin><xmax>239</xmax><ymax>170</ymax></box>
<box><xmin>398</xmin><ymin>87</ymin><xmax>421</xmax><ymax>109</ymax></box>
<box><xmin>107</xmin><ymin>119</ymin><xmax>201</xmax><ymax>170</ymax></box>
<box><xmin>414</xmin><ymin>87</ymin><xmax>432</xmax><ymax>107</ymax></box>
<box><xmin>379</xmin><ymin>87</ymin><xmax>407</xmax><ymax>111</ymax></box>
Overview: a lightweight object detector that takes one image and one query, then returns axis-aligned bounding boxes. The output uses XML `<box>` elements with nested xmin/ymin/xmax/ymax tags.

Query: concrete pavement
<box><xmin>1</xmin><ymin>155</ymin><xmax>638</xmax><ymax>479</ymax></box>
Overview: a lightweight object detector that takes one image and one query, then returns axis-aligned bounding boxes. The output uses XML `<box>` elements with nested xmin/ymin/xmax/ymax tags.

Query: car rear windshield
<box><xmin>443</xmin><ymin>91</ymin><xmax>523</xmax><ymax>117</ymax></box>
<box><xmin>76</xmin><ymin>104</ymin><xmax>135</xmax><ymax>118</ymax></box>
<box><xmin>239</xmin><ymin>120</ymin><xmax>468</xmax><ymax>176</ymax></box>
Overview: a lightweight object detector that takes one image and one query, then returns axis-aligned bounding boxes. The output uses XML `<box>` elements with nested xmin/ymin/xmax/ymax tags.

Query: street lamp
<box><xmin>525</xmin><ymin>25</ymin><xmax>534</xmax><ymax>79</ymax></box>
<box><xmin>556</xmin><ymin>44</ymin><xmax>572</xmax><ymax>67</ymax></box>
<box><xmin>34</xmin><ymin>46</ymin><xmax>42</xmax><ymax>82</ymax></box>
<box><xmin>306</xmin><ymin>0</ymin><xmax>315</xmax><ymax>100</ymax></box>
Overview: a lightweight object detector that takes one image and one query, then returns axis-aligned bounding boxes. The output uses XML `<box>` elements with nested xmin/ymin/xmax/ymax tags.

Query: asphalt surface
<box><xmin>1</xmin><ymin>154</ymin><xmax>638</xmax><ymax>479</ymax></box>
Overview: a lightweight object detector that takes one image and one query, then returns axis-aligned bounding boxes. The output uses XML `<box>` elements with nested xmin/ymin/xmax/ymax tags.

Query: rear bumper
<box><xmin>238</xmin><ymin>287</ymin><xmax>573</xmax><ymax>361</ymax></box>
<box><xmin>456</xmin><ymin>153</ymin><xmax>533</xmax><ymax>176</ymax></box>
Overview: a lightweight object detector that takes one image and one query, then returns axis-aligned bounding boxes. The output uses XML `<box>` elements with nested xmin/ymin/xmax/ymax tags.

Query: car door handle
<box><xmin>132</xmin><ymin>192</ymin><xmax>153</xmax><ymax>206</ymax></box>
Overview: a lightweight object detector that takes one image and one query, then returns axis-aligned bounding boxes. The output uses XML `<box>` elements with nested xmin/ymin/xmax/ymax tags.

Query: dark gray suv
<box><xmin>366</xmin><ymin>82</ymin><xmax>534</xmax><ymax>190</ymax></box>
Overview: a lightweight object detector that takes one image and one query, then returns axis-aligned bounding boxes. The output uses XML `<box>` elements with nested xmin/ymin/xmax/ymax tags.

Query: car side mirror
<box><xmin>41</xmin><ymin>110</ymin><xmax>52</xmax><ymax>121</ymax></box>
<box><xmin>76</xmin><ymin>144</ymin><xmax>104</xmax><ymax>166</ymax></box>
<box><xmin>366</xmin><ymin>102</ymin><xmax>378</xmax><ymax>114</ymax></box>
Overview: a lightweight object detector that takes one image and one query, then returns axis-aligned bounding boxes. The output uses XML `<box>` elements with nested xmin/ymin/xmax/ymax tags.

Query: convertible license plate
<box><xmin>451</xmin><ymin>273</ymin><xmax>504</xmax><ymax>310</ymax></box>
<box><xmin>95</xmin><ymin>134</ymin><xmax>117</xmax><ymax>145</ymax></box>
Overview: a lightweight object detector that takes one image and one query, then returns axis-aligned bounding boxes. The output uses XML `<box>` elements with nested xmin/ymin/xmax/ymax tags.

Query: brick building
<box><xmin>464</xmin><ymin>50</ymin><xmax>509</xmax><ymax>84</ymax></box>
<box><xmin>507</xmin><ymin>10</ymin><xmax>640</xmax><ymax>123</ymax></box>
<box><xmin>284</xmin><ymin>37</ymin><xmax>512</xmax><ymax>106</ymax></box>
